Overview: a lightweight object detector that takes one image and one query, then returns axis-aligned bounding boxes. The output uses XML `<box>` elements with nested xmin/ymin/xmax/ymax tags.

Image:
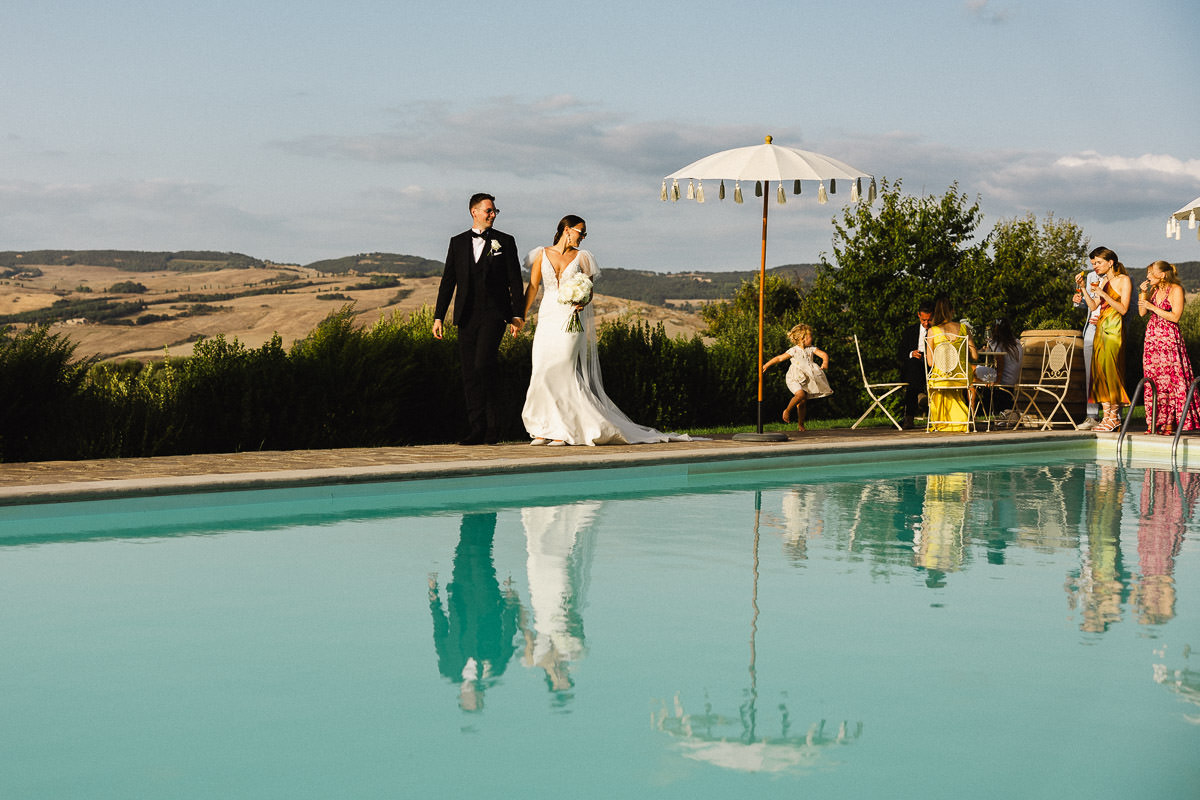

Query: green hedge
<box><xmin>5</xmin><ymin>300</ymin><xmax>1181</xmax><ymax>462</ymax></box>
<box><xmin>0</xmin><ymin>308</ymin><xmax>768</xmax><ymax>461</ymax></box>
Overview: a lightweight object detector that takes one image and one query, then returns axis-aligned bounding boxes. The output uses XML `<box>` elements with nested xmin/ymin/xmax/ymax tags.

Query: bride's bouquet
<box><xmin>558</xmin><ymin>273</ymin><xmax>593</xmax><ymax>333</ymax></box>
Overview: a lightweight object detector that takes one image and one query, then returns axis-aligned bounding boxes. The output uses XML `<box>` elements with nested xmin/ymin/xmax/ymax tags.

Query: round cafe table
<box><xmin>977</xmin><ymin>350</ymin><xmax>1007</xmax><ymax>430</ymax></box>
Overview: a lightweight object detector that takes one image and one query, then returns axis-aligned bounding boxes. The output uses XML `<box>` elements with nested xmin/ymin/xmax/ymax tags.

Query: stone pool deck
<box><xmin>0</xmin><ymin>427</ymin><xmax>1102</xmax><ymax>505</ymax></box>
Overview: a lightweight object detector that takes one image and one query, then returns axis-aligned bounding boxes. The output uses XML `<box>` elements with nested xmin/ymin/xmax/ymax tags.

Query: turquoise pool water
<box><xmin>1</xmin><ymin>450</ymin><xmax>1197</xmax><ymax>798</ymax></box>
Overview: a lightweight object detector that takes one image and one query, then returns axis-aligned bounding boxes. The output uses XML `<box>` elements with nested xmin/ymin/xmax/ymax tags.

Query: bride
<box><xmin>521</xmin><ymin>215</ymin><xmax>694</xmax><ymax>446</ymax></box>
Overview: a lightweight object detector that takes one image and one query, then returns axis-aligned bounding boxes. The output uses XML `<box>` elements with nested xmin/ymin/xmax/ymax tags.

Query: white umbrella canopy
<box><xmin>1167</xmin><ymin>195</ymin><xmax>1200</xmax><ymax>241</ymax></box>
<box><xmin>661</xmin><ymin>136</ymin><xmax>876</xmax><ymax>439</ymax></box>
<box><xmin>664</xmin><ymin>139</ymin><xmax>875</xmax><ymax>201</ymax></box>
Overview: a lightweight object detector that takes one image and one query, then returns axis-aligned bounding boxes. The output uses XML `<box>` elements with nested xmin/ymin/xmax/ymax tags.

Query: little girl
<box><xmin>761</xmin><ymin>323</ymin><xmax>832</xmax><ymax>431</ymax></box>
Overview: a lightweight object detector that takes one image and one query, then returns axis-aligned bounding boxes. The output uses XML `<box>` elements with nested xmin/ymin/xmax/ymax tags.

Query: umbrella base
<box><xmin>732</xmin><ymin>431</ymin><xmax>790</xmax><ymax>442</ymax></box>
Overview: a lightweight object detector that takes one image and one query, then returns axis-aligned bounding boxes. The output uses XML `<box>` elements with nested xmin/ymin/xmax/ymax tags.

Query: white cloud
<box><xmin>1055</xmin><ymin>151</ymin><xmax>1200</xmax><ymax>181</ymax></box>
<box><xmin>4</xmin><ymin>104</ymin><xmax>1197</xmax><ymax>271</ymax></box>
<box><xmin>273</xmin><ymin>96</ymin><xmax>809</xmax><ymax>181</ymax></box>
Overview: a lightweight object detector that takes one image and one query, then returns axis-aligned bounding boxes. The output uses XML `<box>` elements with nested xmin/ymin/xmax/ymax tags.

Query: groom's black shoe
<box><xmin>483</xmin><ymin>431</ymin><xmax>500</xmax><ymax>445</ymax></box>
<box><xmin>459</xmin><ymin>430</ymin><xmax>486</xmax><ymax>446</ymax></box>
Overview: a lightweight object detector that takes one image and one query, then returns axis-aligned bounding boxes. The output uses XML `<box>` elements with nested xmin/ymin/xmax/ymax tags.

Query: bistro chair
<box><xmin>924</xmin><ymin>332</ymin><xmax>975</xmax><ymax>432</ymax></box>
<box><xmin>852</xmin><ymin>335</ymin><xmax>906</xmax><ymax>431</ymax></box>
<box><xmin>1014</xmin><ymin>335</ymin><xmax>1076</xmax><ymax>430</ymax></box>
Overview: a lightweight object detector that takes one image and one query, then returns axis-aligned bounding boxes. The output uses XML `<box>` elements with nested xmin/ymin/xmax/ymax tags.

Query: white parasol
<box><xmin>1167</xmin><ymin>195</ymin><xmax>1200</xmax><ymax>241</ymax></box>
<box><xmin>663</xmin><ymin>136</ymin><xmax>875</xmax><ymax>440</ymax></box>
<box><xmin>651</xmin><ymin>491</ymin><xmax>863</xmax><ymax>771</ymax></box>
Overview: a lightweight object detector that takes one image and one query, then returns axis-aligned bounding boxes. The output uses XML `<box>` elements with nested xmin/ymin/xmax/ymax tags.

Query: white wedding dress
<box><xmin>521</xmin><ymin>247</ymin><xmax>695</xmax><ymax>445</ymax></box>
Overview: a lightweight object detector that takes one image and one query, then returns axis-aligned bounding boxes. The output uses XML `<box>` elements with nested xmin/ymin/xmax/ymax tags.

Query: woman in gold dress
<box><xmin>924</xmin><ymin>297</ymin><xmax>977</xmax><ymax>431</ymax></box>
<box><xmin>1076</xmin><ymin>247</ymin><xmax>1131</xmax><ymax>431</ymax></box>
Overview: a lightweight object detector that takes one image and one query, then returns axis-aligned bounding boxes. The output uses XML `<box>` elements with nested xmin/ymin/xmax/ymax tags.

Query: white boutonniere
<box><xmin>489</xmin><ymin>239</ymin><xmax>502</xmax><ymax>256</ymax></box>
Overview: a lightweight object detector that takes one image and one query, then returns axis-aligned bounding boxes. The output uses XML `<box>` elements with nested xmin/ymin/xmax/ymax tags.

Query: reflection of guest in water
<box><xmin>1134</xmin><ymin>470</ymin><xmax>1197</xmax><ymax>624</ymax></box>
<box><xmin>520</xmin><ymin>502</ymin><xmax>599</xmax><ymax>700</ymax></box>
<box><xmin>915</xmin><ymin>472</ymin><xmax>971</xmax><ymax>586</ymax></box>
<box><xmin>776</xmin><ymin>486</ymin><xmax>825</xmax><ymax>562</ymax></box>
<box><xmin>1068</xmin><ymin>464</ymin><xmax>1130</xmax><ymax>633</ymax></box>
<box><xmin>429</xmin><ymin>512</ymin><xmax>522</xmax><ymax>711</ymax></box>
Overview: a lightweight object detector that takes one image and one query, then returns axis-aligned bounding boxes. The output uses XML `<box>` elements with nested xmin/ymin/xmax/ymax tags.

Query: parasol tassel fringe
<box><xmin>818</xmin><ymin>182</ymin><xmax>828</xmax><ymax>204</ymax></box>
<box><xmin>829</xmin><ymin>178</ymin><xmax>836</xmax><ymax>194</ymax></box>
<box><xmin>671</xmin><ymin>179</ymin><xmax>680</xmax><ymax>202</ymax></box>
<box><xmin>734</xmin><ymin>181</ymin><xmax>743</xmax><ymax>204</ymax></box>
<box><xmin>686</xmin><ymin>180</ymin><xmax>695</xmax><ymax>200</ymax></box>
<box><xmin>794</xmin><ymin>179</ymin><xmax>802</xmax><ymax>195</ymax></box>
<box><xmin>696</xmin><ymin>181</ymin><xmax>705</xmax><ymax>203</ymax></box>
<box><xmin>851</xmin><ymin>178</ymin><xmax>861</xmax><ymax>202</ymax></box>
<box><xmin>1167</xmin><ymin>219</ymin><xmax>1175</xmax><ymax>238</ymax></box>
<box><xmin>777</xmin><ymin>183</ymin><xmax>786</xmax><ymax>204</ymax></box>
<box><xmin>1190</xmin><ymin>210</ymin><xmax>1197</xmax><ymax>229</ymax></box>
<box><xmin>660</xmin><ymin>180</ymin><xmax>667</xmax><ymax>202</ymax></box>
<box><xmin>719</xmin><ymin>180</ymin><xmax>725</xmax><ymax>201</ymax></box>
<box><xmin>868</xmin><ymin>178</ymin><xmax>877</xmax><ymax>203</ymax></box>
<box><xmin>755</xmin><ymin>181</ymin><xmax>762</xmax><ymax>198</ymax></box>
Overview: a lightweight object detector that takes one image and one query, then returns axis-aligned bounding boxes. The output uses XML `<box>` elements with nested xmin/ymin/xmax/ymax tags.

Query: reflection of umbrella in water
<box><xmin>1166</xmin><ymin>195</ymin><xmax>1200</xmax><ymax>241</ymax></box>
<box><xmin>652</xmin><ymin>491</ymin><xmax>862</xmax><ymax>773</ymax></box>
<box><xmin>663</xmin><ymin>137</ymin><xmax>875</xmax><ymax>440</ymax></box>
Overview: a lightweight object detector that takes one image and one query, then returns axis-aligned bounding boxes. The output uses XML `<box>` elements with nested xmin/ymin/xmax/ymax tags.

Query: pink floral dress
<box><xmin>1142</xmin><ymin>288</ymin><xmax>1200</xmax><ymax>433</ymax></box>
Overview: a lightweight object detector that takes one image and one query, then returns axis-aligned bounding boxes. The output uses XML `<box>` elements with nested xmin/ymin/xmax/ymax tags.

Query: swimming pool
<box><xmin>1</xmin><ymin>449</ymin><xmax>1196</xmax><ymax>798</ymax></box>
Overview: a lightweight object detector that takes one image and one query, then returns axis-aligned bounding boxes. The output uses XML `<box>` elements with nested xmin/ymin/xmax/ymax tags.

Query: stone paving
<box><xmin>0</xmin><ymin>426</ymin><xmax>1093</xmax><ymax>505</ymax></box>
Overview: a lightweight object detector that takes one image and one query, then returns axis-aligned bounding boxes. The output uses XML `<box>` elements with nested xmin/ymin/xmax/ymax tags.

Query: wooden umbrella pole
<box><xmin>756</xmin><ymin>181</ymin><xmax>769</xmax><ymax>433</ymax></box>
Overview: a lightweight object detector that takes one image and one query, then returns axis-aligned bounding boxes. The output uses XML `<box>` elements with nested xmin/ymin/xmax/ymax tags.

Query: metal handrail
<box><xmin>1170</xmin><ymin>376</ymin><xmax>1200</xmax><ymax>467</ymax></box>
<box><xmin>1115</xmin><ymin>377</ymin><xmax>1156</xmax><ymax>461</ymax></box>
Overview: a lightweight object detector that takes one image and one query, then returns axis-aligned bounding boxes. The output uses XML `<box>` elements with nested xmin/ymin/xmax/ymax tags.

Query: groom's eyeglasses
<box><xmin>481</xmin><ymin>208</ymin><xmax>499</xmax><ymax>216</ymax></box>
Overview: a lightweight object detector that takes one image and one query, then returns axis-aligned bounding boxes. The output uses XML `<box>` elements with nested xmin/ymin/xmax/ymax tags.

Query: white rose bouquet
<box><xmin>558</xmin><ymin>273</ymin><xmax>593</xmax><ymax>333</ymax></box>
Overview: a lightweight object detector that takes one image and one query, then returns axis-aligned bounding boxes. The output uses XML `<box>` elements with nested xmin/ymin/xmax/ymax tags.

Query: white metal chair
<box><xmin>1014</xmin><ymin>335</ymin><xmax>1076</xmax><ymax>430</ymax></box>
<box><xmin>924</xmin><ymin>331</ymin><xmax>975</xmax><ymax>432</ymax></box>
<box><xmin>852</xmin><ymin>335</ymin><xmax>906</xmax><ymax>430</ymax></box>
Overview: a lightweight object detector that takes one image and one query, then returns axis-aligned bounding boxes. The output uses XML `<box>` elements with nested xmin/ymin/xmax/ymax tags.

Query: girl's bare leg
<box><xmin>785</xmin><ymin>390</ymin><xmax>807</xmax><ymax>430</ymax></box>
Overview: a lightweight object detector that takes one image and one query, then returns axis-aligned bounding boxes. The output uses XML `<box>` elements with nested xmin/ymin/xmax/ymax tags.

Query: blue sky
<box><xmin>3</xmin><ymin>0</ymin><xmax>1197</xmax><ymax>272</ymax></box>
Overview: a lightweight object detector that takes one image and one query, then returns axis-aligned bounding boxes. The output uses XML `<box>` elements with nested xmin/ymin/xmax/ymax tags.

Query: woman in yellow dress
<box><xmin>924</xmin><ymin>297</ymin><xmax>977</xmax><ymax>432</ymax></box>
<box><xmin>1076</xmin><ymin>247</ymin><xmax>1131</xmax><ymax>431</ymax></box>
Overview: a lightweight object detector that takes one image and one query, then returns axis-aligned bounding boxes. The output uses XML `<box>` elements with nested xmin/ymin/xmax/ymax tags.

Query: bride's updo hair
<box><xmin>553</xmin><ymin>215</ymin><xmax>587</xmax><ymax>245</ymax></box>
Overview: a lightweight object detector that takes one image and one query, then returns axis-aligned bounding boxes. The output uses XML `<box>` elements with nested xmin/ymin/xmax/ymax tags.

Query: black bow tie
<box><xmin>472</xmin><ymin>231</ymin><xmax>488</xmax><ymax>239</ymax></box>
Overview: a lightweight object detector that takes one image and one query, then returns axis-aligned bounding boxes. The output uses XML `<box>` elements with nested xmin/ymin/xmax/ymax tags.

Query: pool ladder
<box><xmin>1116</xmin><ymin>375</ymin><xmax>1200</xmax><ymax>468</ymax></box>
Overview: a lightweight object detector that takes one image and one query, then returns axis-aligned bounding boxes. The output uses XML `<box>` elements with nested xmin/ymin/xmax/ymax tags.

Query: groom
<box><xmin>432</xmin><ymin>193</ymin><xmax>526</xmax><ymax>445</ymax></box>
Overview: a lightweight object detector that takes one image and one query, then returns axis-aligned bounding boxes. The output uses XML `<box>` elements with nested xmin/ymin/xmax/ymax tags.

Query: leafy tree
<box><xmin>981</xmin><ymin>212</ymin><xmax>1087</xmax><ymax>332</ymax></box>
<box><xmin>800</xmin><ymin>180</ymin><xmax>987</xmax><ymax>416</ymax></box>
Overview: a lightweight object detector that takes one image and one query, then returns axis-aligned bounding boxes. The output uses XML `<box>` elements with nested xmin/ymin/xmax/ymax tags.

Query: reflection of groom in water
<box><xmin>429</xmin><ymin>512</ymin><xmax>521</xmax><ymax>711</ymax></box>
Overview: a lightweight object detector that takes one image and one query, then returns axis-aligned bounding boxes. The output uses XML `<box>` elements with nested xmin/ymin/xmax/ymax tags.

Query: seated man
<box><xmin>896</xmin><ymin>300</ymin><xmax>934</xmax><ymax>428</ymax></box>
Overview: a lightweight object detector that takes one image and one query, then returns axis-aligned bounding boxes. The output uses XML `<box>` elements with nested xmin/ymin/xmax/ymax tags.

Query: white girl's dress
<box><xmin>521</xmin><ymin>248</ymin><xmax>695</xmax><ymax>445</ymax></box>
<box><xmin>784</xmin><ymin>346</ymin><xmax>833</xmax><ymax>397</ymax></box>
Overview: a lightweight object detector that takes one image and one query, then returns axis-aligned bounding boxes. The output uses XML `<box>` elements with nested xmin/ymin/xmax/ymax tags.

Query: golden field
<box><xmin>1</xmin><ymin>263</ymin><xmax>709</xmax><ymax>362</ymax></box>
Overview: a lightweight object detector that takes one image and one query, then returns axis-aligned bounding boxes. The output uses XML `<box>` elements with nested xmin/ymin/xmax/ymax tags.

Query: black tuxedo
<box><xmin>435</xmin><ymin>228</ymin><xmax>525</xmax><ymax>440</ymax></box>
<box><xmin>896</xmin><ymin>322</ymin><xmax>928</xmax><ymax>418</ymax></box>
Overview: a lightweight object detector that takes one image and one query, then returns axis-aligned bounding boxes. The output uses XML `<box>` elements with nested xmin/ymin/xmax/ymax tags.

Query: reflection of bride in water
<box><xmin>521</xmin><ymin>501</ymin><xmax>600</xmax><ymax>697</ymax></box>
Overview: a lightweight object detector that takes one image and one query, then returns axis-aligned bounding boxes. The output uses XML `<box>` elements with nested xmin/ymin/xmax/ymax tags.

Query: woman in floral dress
<box><xmin>1138</xmin><ymin>260</ymin><xmax>1200</xmax><ymax>435</ymax></box>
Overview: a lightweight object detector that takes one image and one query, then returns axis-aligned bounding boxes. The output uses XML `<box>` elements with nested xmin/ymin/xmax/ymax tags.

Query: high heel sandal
<box><xmin>1094</xmin><ymin>413</ymin><xmax>1121</xmax><ymax>432</ymax></box>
